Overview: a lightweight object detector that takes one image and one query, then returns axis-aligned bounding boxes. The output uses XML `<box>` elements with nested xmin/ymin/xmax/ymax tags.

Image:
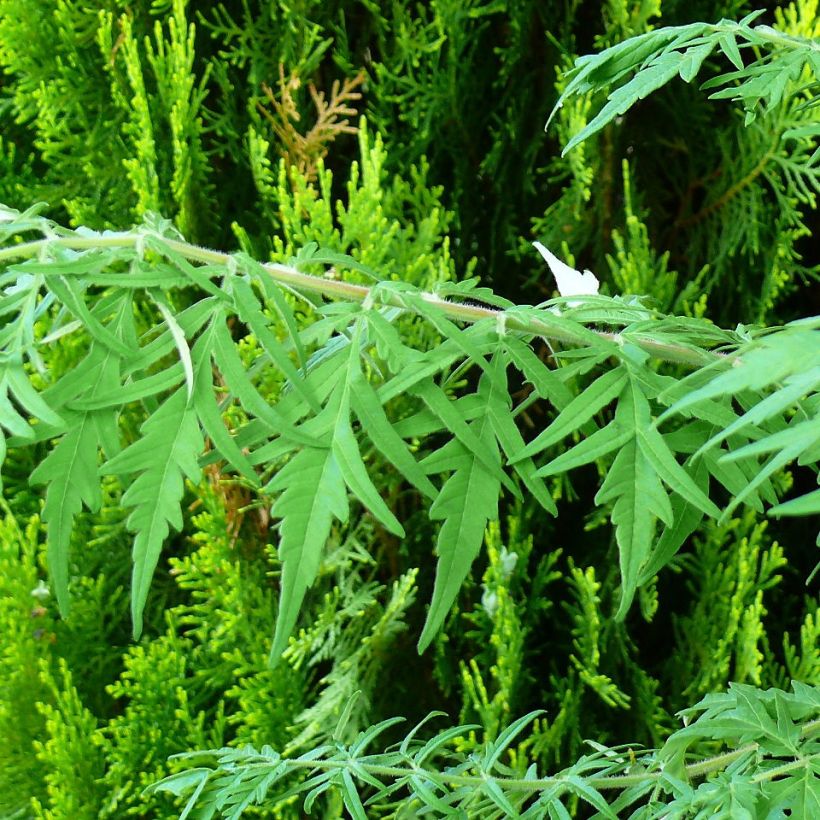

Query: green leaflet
<box><xmin>513</xmin><ymin>366</ymin><xmax>628</xmax><ymax>462</ymax></box>
<box><xmin>413</xmin><ymin>379</ymin><xmax>519</xmax><ymax>497</ymax></box>
<box><xmin>399</xmin><ymin>289</ymin><xmax>492</xmax><ymax>376</ymax></box>
<box><xmin>0</xmin><ymin>365</ymin><xmax>60</xmax><ymax>473</ymax></box>
<box><xmin>267</xmin><ymin>446</ymin><xmax>349</xmax><ymax>664</ymax></box>
<box><xmin>639</xmin><ymin>424</ymin><xmax>720</xmax><ymax>518</ymax></box>
<box><xmin>27</xmin><ymin>298</ymin><xmax>133</xmax><ymax>616</ymax></box>
<box><xmin>123</xmin><ymin>297</ymin><xmax>219</xmax><ymax>380</ymax></box>
<box><xmin>721</xmin><ymin>434</ymin><xmax>811</xmax><ymax>519</ymax></box>
<box><xmin>153</xmin><ymin>295</ymin><xmax>195</xmax><ymax>400</ymax></box>
<box><xmin>484</xmin><ymin>354</ymin><xmax>556</xmax><ymax>515</ymax></box>
<box><xmin>770</xmin><ymin>487</ymin><xmax>820</xmax><ymax>517</ymax></box>
<box><xmin>703</xmin><ymin>447</ymin><xmax>774</xmax><ymax>511</ymax></box>
<box><xmin>593</xmin><ymin>377</ymin><xmax>719</xmax><ymax>618</ymax></box>
<box><xmin>210</xmin><ymin>317</ymin><xmax>316</xmax><ymax>448</ymax></box>
<box><xmin>662</xmin><ymin>328</ymin><xmax>820</xmax><ymax>418</ymax></box>
<box><xmin>377</xmin><ymin>324</ymin><xmax>499</xmax><ymax>403</ymax></box>
<box><xmin>45</xmin><ymin>274</ymin><xmax>136</xmax><ymax>359</ymax></box>
<box><xmin>598</xmin><ymin>438</ymin><xmax>668</xmax><ymax>620</ymax></box>
<box><xmin>660</xmin><ymin>329</ymin><xmax>820</xmax><ymax>518</ymax></box>
<box><xmin>3</xmin><ymin>365</ymin><xmax>64</xmax><ymax>428</ymax></box>
<box><xmin>68</xmin><ymin>297</ymin><xmax>219</xmax><ymax>413</ymax></box>
<box><xmin>100</xmin><ymin>387</ymin><xmax>204</xmax><ymax>636</ymax></box>
<box><xmin>503</xmin><ymin>335</ymin><xmax>574</xmax><ymax>407</ymax></box>
<box><xmin>535</xmin><ymin>420</ymin><xmax>632</xmax><ymax>477</ymax></box>
<box><xmin>418</xmin><ymin>430</ymin><xmax>500</xmax><ymax>653</ymax></box>
<box><xmin>417</xmin><ymin>362</ymin><xmax>509</xmax><ymax>651</ymax></box>
<box><xmin>267</xmin><ymin>320</ymin><xmax>416</xmax><ymax>664</ymax></box>
<box><xmin>563</xmin><ymin>52</ymin><xmax>687</xmax><ymax>154</ymax></box>
<box><xmin>70</xmin><ymin>363</ymin><xmax>186</xmax><ymax>412</ymax></box>
<box><xmin>392</xmin><ymin>394</ymin><xmax>486</xmax><ymax>438</ymax></box>
<box><xmin>333</xmin><ymin>407</ymin><xmax>404</xmax><ymax>537</ymax></box>
<box><xmin>365</xmin><ymin>307</ymin><xmax>424</xmax><ymax>373</ymax></box>
<box><xmin>349</xmin><ymin>369</ymin><xmax>438</xmax><ymax>501</ymax></box>
<box><xmin>144</xmin><ymin>236</ymin><xmax>229</xmax><ymax>301</ymax></box>
<box><xmin>695</xmin><ymin>371</ymin><xmax>819</xmax><ymax>456</ymax></box>
<box><xmin>291</xmin><ymin>241</ymin><xmax>381</xmax><ymax>282</ymax></box>
<box><xmin>639</xmin><ymin>458</ymin><xmax>710</xmax><ymax>583</ymax></box>
<box><xmin>551</xmin><ymin>12</ymin><xmax>794</xmax><ymax>155</ymax></box>
<box><xmin>238</xmin><ymin>253</ymin><xmax>309</xmax><ymax>369</ymax></box>
<box><xmin>660</xmin><ymin>682</ymin><xmax>817</xmax><ymax>778</ymax></box>
<box><xmin>231</xmin><ymin>275</ymin><xmax>320</xmax><ymax>412</ymax></box>
<box><xmin>191</xmin><ymin>321</ymin><xmax>258</xmax><ymax>484</ymax></box>
<box><xmin>332</xmin><ymin>323</ymin><xmax>407</xmax><ymax>537</ymax></box>
<box><xmin>30</xmin><ymin>416</ymin><xmax>104</xmax><ymax>616</ymax></box>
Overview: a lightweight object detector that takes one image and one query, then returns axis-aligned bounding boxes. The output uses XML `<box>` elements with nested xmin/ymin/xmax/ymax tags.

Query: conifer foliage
<box><xmin>0</xmin><ymin>0</ymin><xmax>818</xmax><ymax>816</ymax></box>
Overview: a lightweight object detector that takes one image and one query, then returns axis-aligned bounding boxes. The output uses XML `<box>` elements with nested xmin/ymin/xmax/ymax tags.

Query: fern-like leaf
<box><xmin>27</xmin><ymin>297</ymin><xmax>134</xmax><ymax>615</ymax></box>
<box><xmin>418</xmin><ymin>367</ymin><xmax>504</xmax><ymax>652</ymax></box>
<box><xmin>100</xmin><ymin>387</ymin><xmax>204</xmax><ymax>635</ymax></box>
<box><xmin>267</xmin><ymin>445</ymin><xmax>349</xmax><ymax>663</ymax></box>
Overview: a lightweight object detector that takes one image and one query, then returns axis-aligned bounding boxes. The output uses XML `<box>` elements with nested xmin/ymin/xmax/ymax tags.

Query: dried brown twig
<box><xmin>258</xmin><ymin>64</ymin><xmax>365</xmax><ymax>182</ymax></box>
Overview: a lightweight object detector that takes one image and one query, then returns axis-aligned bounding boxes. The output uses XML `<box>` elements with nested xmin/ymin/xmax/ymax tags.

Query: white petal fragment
<box><xmin>533</xmin><ymin>241</ymin><xmax>599</xmax><ymax>297</ymax></box>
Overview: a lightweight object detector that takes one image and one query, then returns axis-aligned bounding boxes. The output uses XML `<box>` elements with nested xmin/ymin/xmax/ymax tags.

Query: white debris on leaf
<box><xmin>533</xmin><ymin>241</ymin><xmax>599</xmax><ymax>297</ymax></box>
<box><xmin>31</xmin><ymin>580</ymin><xmax>50</xmax><ymax>601</ymax></box>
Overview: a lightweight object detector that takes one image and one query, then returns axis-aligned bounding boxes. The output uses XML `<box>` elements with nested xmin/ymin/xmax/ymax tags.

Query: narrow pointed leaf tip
<box><xmin>533</xmin><ymin>241</ymin><xmax>600</xmax><ymax>297</ymax></box>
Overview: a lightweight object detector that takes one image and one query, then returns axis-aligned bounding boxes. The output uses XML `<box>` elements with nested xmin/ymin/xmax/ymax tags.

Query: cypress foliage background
<box><xmin>0</xmin><ymin>0</ymin><xmax>817</xmax><ymax>816</ymax></box>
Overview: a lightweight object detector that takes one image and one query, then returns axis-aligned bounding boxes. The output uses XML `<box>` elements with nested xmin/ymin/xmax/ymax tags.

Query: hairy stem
<box><xmin>0</xmin><ymin>232</ymin><xmax>727</xmax><ymax>367</ymax></box>
<box><xmin>206</xmin><ymin>719</ymin><xmax>820</xmax><ymax>799</ymax></box>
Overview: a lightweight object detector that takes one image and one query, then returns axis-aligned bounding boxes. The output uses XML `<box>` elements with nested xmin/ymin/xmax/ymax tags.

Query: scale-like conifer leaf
<box><xmin>100</xmin><ymin>387</ymin><xmax>204</xmax><ymax>635</ymax></box>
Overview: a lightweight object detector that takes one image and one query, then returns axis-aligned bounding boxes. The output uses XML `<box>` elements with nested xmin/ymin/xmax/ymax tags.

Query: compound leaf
<box><xmin>267</xmin><ymin>445</ymin><xmax>348</xmax><ymax>664</ymax></box>
<box><xmin>100</xmin><ymin>387</ymin><xmax>204</xmax><ymax>636</ymax></box>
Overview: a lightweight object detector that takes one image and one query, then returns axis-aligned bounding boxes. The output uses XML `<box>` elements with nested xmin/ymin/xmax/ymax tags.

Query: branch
<box><xmin>0</xmin><ymin>232</ymin><xmax>726</xmax><ymax>368</ymax></box>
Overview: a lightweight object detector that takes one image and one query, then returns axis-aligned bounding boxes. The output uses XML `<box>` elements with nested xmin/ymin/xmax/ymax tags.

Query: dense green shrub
<box><xmin>0</xmin><ymin>0</ymin><xmax>818</xmax><ymax>816</ymax></box>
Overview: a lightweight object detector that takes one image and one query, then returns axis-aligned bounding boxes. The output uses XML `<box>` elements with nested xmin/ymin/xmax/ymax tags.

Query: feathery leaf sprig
<box><xmin>0</xmin><ymin>202</ymin><xmax>816</xmax><ymax>657</ymax></box>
